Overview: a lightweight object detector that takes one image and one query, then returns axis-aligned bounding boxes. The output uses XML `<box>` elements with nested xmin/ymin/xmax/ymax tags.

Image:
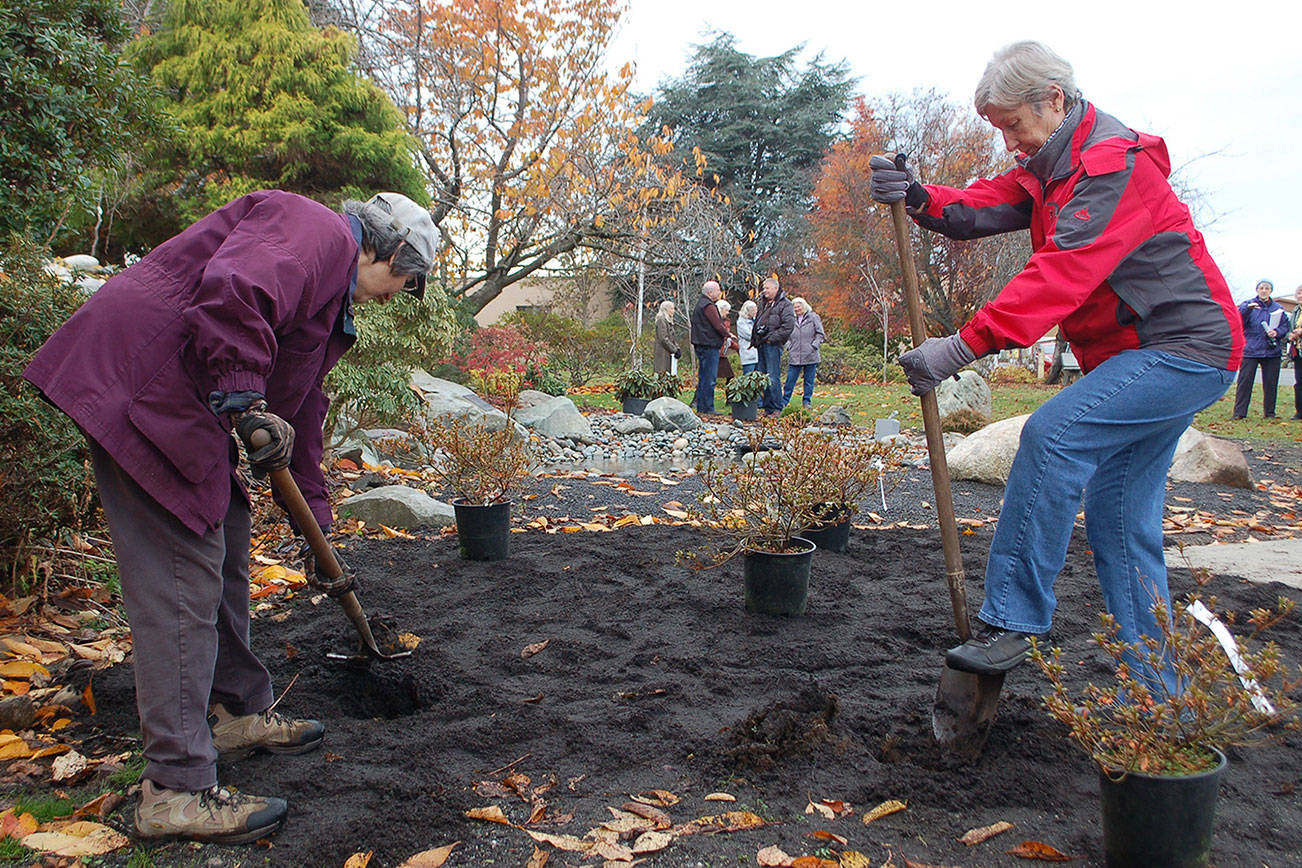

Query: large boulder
<box><xmin>515</xmin><ymin>389</ymin><xmax>556</xmax><ymax>411</ymax></box>
<box><xmin>408</xmin><ymin>370</ymin><xmax>510</xmax><ymax>431</ymax></box>
<box><xmin>1169</xmin><ymin>428</ymin><xmax>1252</xmax><ymax>489</ymax></box>
<box><xmin>945</xmin><ymin>414</ymin><xmax>1029</xmax><ymax>485</ymax></box>
<box><xmin>645</xmin><ymin>397</ymin><xmax>702</xmax><ymax>432</ymax></box>
<box><xmin>818</xmin><ymin>405</ymin><xmax>852</xmax><ymax>426</ymax></box>
<box><xmin>336</xmin><ymin>485</ymin><xmax>455</xmax><ymax>529</ymax></box>
<box><xmin>514</xmin><ymin>396</ymin><xmax>595</xmax><ymax>443</ymax></box>
<box><xmin>936</xmin><ymin>371</ymin><xmax>993</xmax><ymax>420</ymax></box>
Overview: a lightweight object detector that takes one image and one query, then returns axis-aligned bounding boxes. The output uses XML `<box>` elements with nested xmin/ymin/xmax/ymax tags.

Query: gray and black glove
<box><xmin>299</xmin><ymin>537</ymin><xmax>358</xmax><ymax>598</ymax></box>
<box><xmin>868</xmin><ymin>154</ymin><xmax>930</xmax><ymax>213</ymax></box>
<box><xmin>898</xmin><ymin>335</ymin><xmax>977</xmax><ymax>396</ymax></box>
<box><xmin>234</xmin><ymin>402</ymin><xmax>295</xmax><ymax>477</ymax></box>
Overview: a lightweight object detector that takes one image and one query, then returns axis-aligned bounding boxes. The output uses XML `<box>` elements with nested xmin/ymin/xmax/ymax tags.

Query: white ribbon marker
<box><xmin>1186</xmin><ymin>599</ymin><xmax>1276</xmax><ymax>715</ymax></box>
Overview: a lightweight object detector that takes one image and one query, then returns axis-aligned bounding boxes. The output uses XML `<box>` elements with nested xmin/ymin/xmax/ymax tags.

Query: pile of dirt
<box><xmin>83</xmin><ymin>511</ymin><xmax>1302</xmax><ymax>867</ymax></box>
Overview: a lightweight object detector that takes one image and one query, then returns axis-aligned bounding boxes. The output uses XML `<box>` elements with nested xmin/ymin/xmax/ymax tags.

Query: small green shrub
<box><xmin>614</xmin><ymin>368</ymin><xmax>658</xmax><ymax>400</ymax></box>
<box><xmin>779</xmin><ymin>405</ymin><xmax>814</xmax><ymax>425</ymax></box>
<box><xmin>0</xmin><ymin>235</ymin><xmax>99</xmax><ymax>584</ymax></box>
<box><xmin>941</xmin><ymin>408</ymin><xmax>990</xmax><ymax>435</ymax></box>
<box><xmin>815</xmin><ymin>343</ymin><xmax>883</xmax><ymax>384</ymax></box>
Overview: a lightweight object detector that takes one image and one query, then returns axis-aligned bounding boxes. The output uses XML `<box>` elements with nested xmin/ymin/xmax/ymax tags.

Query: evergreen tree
<box><xmin>113</xmin><ymin>0</ymin><xmax>427</xmax><ymax>253</ymax></box>
<box><xmin>644</xmin><ymin>33</ymin><xmax>853</xmax><ymax>283</ymax></box>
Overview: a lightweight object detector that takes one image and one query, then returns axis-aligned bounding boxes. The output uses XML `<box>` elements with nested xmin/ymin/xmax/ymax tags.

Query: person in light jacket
<box><xmin>653</xmin><ymin>300</ymin><xmax>681</xmax><ymax>374</ymax></box>
<box><xmin>23</xmin><ymin>190</ymin><xmax>436</xmax><ymax>844</ymax></box>
<box><xmin>751</xmin><ymin>277</ymin><xmax>796</xmax><ymax>414</ymax></box>
<box><xmin>736</xmin><ymin>300</ymin><xmax>760</xmax><ymax>374</ymax></box>
<box><xmin>782</xmin><ymin>297</ymin><xmax>825</xmax><ymax>408</ymax></box>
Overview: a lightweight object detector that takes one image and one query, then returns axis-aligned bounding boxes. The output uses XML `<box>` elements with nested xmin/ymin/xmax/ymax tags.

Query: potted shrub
<box><xmin>614</xmin><ymin>368</ymin><xmax>658</xmax><ymax>415</ymax></box>
<box><xmin>415</xmin><ymin>391</ymin><xmax>537</xmax><ymax>561</ymax></box>
<box><xmin>653</xmin><ymin>371</ymin><xmax>683</xmax><ymax>401</ymax></box>
<box><xmin>723</xmin><ymin>371</ymin><xmax>768</xmax><ymax>421</ymax></box>
<box><xmin>1031</xmin><ymin>583</ymin><xmax>1299</xmax><ymax>868</ymax></box>
<box><xmin>680</xmin><ymin>419</ymin><xmax>889</xmax><ymax>614</ymax></box>
<box><xmin>799</xmin><ymin>431</ymin><xmax>897</xmax><ymax>554</ymax></box>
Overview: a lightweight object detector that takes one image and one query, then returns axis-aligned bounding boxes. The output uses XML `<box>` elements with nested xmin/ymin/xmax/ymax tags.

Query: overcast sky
<box><xmin>610</xmin><ymin>0</ymin><xmax>1300</xmax><ymax>300</ymax></box>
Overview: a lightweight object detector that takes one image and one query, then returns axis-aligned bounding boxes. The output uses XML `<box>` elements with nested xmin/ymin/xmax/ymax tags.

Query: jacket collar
<box><xmin>1021</xmin><ymin>99</ymin><xmax>1087</xmax><ymax>183</ymax></box>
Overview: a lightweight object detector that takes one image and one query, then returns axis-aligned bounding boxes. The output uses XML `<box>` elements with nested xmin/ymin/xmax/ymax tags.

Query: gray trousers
<box><xmin>90</xmin><ymin>441</ymin><xmax>274</xmax><ymax>791</ymax></box>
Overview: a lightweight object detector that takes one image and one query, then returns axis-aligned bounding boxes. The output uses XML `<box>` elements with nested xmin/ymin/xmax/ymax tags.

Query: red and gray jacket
<box><xmin>913</xmin><ymin>101</ymin><xmax>1243</xmax><ymax>373</ymax></box>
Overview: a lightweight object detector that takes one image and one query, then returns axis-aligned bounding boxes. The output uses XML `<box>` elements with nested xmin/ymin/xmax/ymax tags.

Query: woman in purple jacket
<box><xmin>24</xmin><ymin>190</ymin><xmax>436</xmax><ymax>843</ymax></box>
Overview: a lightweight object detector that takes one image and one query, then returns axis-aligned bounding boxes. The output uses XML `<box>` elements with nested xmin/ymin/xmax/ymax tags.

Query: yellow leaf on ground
<box><xmin>525</xmin><ymin>846</ymin><xmax>550</xmax><ymax>867</ymax></box>
<box><xmin>612</xmin><ymin>514</ymin><xmax>642</xmax><ymax>528</ymax></box>
<box><xmin>343</xmin><ymin>852</ymin><xmax>373</xmax><ymax>868</ymax></box>
<box><xmin>959</xmin><ymin>820</ymin><xmax>1014</xmax><ymax>846</ymax></box>
<box><xmin>396</xmin><ymin>842</ymin><xmax>459</xmax><ymax>867</ymax></box>
<box><xmin>0</xmin><ymin>660</ymin><xmax>49</xmax><ymax>679</ymax></box>
<box><xmin>0</xmin><ymin>734</ymin><xmax>31</xmax><ymax>760</ymax></box>
<box><xmin>805</xmin><ymin>799</ymin><xmax>834</xmax><ymax>820</ymax></box>
<box><xmin>1006</xmin><ymin>840</ymin><xmax>1071</xmax><ymax>861</ymax></box>
<box><xmin>757</xmin><ymin>844</ymin><xmax>794</xmax><ymax>866</ymax></box>
<box><xmin>31</xmin><ymin>744</ymin><xmax>71</xmax><ymax>759</ymax></box>
<box><xmin>662</xmin><ymin>508</ymin><xmax>690</xmax><ymax>518</ymax></box>
<box><xmin>792</xmin><ymin>858</ymin><xmax>839</xmax><ymax>868</ymax></box>
<box><xmin>631</xmin><ymin>830</ymin><xmax>673</xmax><ymax>853</ymax></box>
<box><xmin>633</xmin><ymin>789</ymin><xmax>680</xmax><ymax>806</ymax></box>
<box><xmin>523</xmin><ymin>830</ymin><xmax>593</xmax><ymax>852</ymax></box>
<box><xmin>21</xmin><ymin>821</ymin><xmax>128</xmax><ymax>857</ymax></box>
<box><xmin>465</xmin><ymin>805</ymin><xmax>511</xmax><ymax>824</ymax></box>
<box><xmin>862</xmin><ymin>800</ymin><xmax>906</xmax><ymax>825</ymax></box>
<box><xmin>839</xmin><ymin>852</ymin><xmax>872</xmax><ymax>868</ymax></box>
<box><xmin>0</xmin><ymin>809</ymin><xmax>39</xmax><ymax>839</ymax></box>
<box><xmin>703</xmin><ymin>792</ymin><xmax>735</xmax><ymax>802</ymax></box>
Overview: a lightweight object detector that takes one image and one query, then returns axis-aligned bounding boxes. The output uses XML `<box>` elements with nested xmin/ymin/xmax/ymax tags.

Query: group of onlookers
<box><xmin>655</xmin><ymin>277</ymin><xmax>825</xmax><ymax>416</ymax></box>
<box><xmin>1233</xmin><ymin>280</ymin><xmax>1302</xmax><ymax>421</ymax></box>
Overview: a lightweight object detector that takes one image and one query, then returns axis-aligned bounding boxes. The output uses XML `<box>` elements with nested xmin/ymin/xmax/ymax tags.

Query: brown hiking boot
<box><xmin>209</xmin><ymin>703</ymin><xmax>324</xmax><ymax>761</ymax></box>
<box><xmin>134</xmin><ymin>779</ymin><xmax>287</xmax><ymax>844</ymax></box>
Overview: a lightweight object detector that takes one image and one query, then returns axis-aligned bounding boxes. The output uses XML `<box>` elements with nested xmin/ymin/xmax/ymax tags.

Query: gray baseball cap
<box><xmin>366</xmin><ymin>192</ymin><xmax>436</xmax><ymax>299</ymax></box>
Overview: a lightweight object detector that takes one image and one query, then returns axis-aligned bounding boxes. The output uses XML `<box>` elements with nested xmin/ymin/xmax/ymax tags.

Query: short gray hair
<box><xmin>792</xmin><ymin>296</ymin><xmax>813</xmax><ymax>314</ymax></box>
<box><xmin>656</xmin><ymin>299</ymin><xmax>675</xmax><ymax>320</ymax></box>
<box><xmin>716</xmin><ymin>298</ymin><xmax>731</xmax><ymax>315</ymax></box>
<box><xmin>974</xmin><ymin>41</ymin><xmax>1081</xmax><ymax>117</ymax></box>
<box><xmin>342</xmin><ymin>199</ymin><xmax>434</xmax><ymax>277</ymax></box>
<box><xmin>739</xmin><ymin>300</ymin><xmax>758</xmax><ymax>318</ymax></box>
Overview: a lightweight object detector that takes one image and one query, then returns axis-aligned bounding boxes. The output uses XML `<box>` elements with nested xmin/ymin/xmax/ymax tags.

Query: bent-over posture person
<box><xmin>24</xmin><ymin>190</ymin><xmax>437</xmax><ymax>842</ymax></box>
<box><xmin>870</xmin><ymin>41</ymin><xmax>1242</xmax><ymax>688</ymax></box>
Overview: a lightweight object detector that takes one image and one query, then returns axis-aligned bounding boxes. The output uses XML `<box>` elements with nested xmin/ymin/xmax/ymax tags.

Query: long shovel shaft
<box><xmin>889</xmin><ymin>195</ymin><xmax>971</xmax><ymax>641</ymax></box>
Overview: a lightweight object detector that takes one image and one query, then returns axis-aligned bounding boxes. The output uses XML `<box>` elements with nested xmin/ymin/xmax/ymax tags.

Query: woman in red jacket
<box><xmin>870</xmin><ymin>42</ymin><xmax>1242</xmax><ymax>689</ymax></box>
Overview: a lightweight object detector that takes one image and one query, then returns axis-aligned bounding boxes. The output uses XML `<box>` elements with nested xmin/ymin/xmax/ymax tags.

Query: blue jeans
<box><xmin>783</xmin><ymin>363</ymin><xmax>817</xmax><ymax>407</ymax></box>
<box><xmin>742</xmin><ymin>362</ymin><xmax>758</xmax><ymax>375</ymax></box>
<box><xmin>693</xmin><ymin>346</ymin><xmax>720</xmax><ymax>413</ymax></box>
<box><xmin>756</xmin><ymin>344</ymin><xmax>783</xmax><ymax>411</ymax></box>
<box><xmin>979</xmin><ymin>350</ymin><xmax>1233</xmax><ymax>687</ymax></box>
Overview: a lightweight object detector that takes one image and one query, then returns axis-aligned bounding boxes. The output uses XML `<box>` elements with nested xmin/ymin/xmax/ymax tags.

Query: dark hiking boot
<box><xmin>134</xmin><ymin>779</ymin><xmax>287</xmax><ymax>844</ymax></box>
<box><xmin>945</xmin><ymin>623</ymin><xmax>1034</xmax><ymax>675</ymax></box>
<box><xmin>209</xmin><ymin>704</ymin><xmax>324</xmax><ymax>761</ymax></box>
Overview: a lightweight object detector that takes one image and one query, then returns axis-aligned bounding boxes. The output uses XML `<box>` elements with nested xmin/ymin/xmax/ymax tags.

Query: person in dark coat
<box><xmin>1232</xmin><ymin>279</ymin><xmax>1289</xmax><ymax>419</ymax></box>
<box><xmin>689</xmin><ymin>280</ymin><xmax>730</xmax><ymax>413</ymax></box>
<box><xmin>23</xmin><ymin>190</ymin><xmax>436</xmax><ymax>843</ymax></box>
<box><xmin>653</xmin><ymin>300</ymin><xmax>680</xmax><ymax>374</ymax></box>
<box><xmin>751</xmin><ymin>277</ymin><xmax>795</xmax><ymax>414</ymax></box>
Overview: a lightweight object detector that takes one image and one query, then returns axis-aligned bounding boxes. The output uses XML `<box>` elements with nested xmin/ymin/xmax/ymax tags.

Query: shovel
<box><xmin>885</xmin><ymin>155</ymin><xmax>1003</xmax><ymax>758</ymax></box>
<box><xmin>248</xmin><ymin>429</ymin><xmax>411</xmax><ymax>662</ymax></box>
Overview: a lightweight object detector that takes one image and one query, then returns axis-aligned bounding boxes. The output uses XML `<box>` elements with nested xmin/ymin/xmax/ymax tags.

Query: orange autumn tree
<box><xmin>808</xmin><ymin>91</ymin><xmax>1028</xmax><ymax>343</ymax></box>
<box><xmin>365</xmin><ymin>0</ymin><xmax>692</xmax><ymax>315</ymax></box>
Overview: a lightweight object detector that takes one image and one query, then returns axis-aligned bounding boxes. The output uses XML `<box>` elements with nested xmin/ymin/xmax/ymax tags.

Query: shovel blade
<box><xmin>932</xmin><ymin>664</ymin><xmax>1005</xmax><ymax>759</ymax></box>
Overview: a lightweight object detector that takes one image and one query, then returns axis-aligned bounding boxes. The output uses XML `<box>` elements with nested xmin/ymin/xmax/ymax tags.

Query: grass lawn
<box><xmin>569</xmin><ymin>377</ymin><xmax>1302</xmax><ymax>444</ymax></box>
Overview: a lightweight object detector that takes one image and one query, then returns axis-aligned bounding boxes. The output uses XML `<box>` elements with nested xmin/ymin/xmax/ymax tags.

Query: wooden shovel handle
<box><xmin>888</xmin><ymin>163</ymin><xmax>972</xmax><ymax>642</ymax></box>
<box><xmin>247</xmin><ymin>428</ymin><xmax>343</xmax><ymax>580</ymax></box>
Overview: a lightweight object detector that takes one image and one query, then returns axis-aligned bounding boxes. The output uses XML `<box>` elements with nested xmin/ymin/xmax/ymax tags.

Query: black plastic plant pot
<box><xmin>742</xmin><ymin>537</ymin><xmax>815</xmax><ymax>615</ymax></box>
<box><xmin>802</xmin><ymin>514</ymin><xmax>851</xmax><ymax>553</ymax></box>
<box><xmin>730</xmin><ymin>401</ymin><xmax>759</xmax><ymax>421</ymax></box>
<box><xmin>1099</xmin><ymin>748</ymin><xmax>1226</xmax><ymax>868</ymax></box>
<box><xmin>621</xmin><ymin>397</ymin><xmax>650</xmax><ymax>415</ymax></box>
<box><xmin>452</xmin><ymin>500</ymin><xmax>512</xmax><ymax>561</ymax></box>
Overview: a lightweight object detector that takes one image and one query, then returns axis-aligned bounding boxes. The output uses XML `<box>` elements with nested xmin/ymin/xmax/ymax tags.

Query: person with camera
<box><xmin>24</xmin><ymin>190</ymin><xmax>437</xmax><ymax>843</ymax></box>
<box><xmin>751</xmin><ymin>277</ymin><xmax>796</xmax><ymax>414</ymax></box>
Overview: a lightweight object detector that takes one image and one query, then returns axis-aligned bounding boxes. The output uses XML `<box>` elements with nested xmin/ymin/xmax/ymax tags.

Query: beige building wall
<box><xmin>473</xmin><ymin>276</ymin><xmax>618</xmax><ymax>326</ymax></box>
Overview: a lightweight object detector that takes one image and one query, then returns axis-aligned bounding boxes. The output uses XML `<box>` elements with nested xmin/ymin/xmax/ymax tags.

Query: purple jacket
<box><xmin>23</xmin><ymin>191</ymin><xmax>359</xmax><ymax>534</ymax></box>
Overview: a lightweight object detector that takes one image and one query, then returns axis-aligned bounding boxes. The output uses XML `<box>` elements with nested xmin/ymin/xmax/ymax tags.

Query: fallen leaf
<box><xmin>592</xmin><ymin>839</ymin><xmax>634</xmax><ymax>861</ymax></box>
<box><xmin>862</xmin><ymin>800</ymin><xmax>906</xmax><ymax>825</ymax></box>
<box><xmin>805</xmin><ymin>799</ymin><xmax>835</xmax><ymax>820</ymax></box>
<box><xmin>1006</xmin><ymin>840</ymin><xmax>1071</xmax><ymax>861</ymax></box>
<box><xmin>343</xmin><ymin>853</ymin><xmax>373</xmax><ymax>868</ymax></box>
<box><xmin>838</xmin><ymin>852</ymin><xmax>872</xmax><ymax>868</ymax></box>
<box><xmin>631</xmin><ymin>830</ymin><xmax>674</xmax><ymax>853</ymax></box>
<box><xmin>0</xmin><ymin>733</ymin><xmax>31</xmax><ymax>760</ymax></box>
<box><xmin>21</xmin><ymin>821</ymin><xmax>128</xmax><ymax>857</ymax></box>
<box><xmin>0</xmin><ymin>661</ymin><xmax>49</xmax><ymax>679</ymax></box>
<box><xmin>30</xmin><ymin>744</ymin><xmax>71</xmax><ymax>759</ymax></box>
<box><xmin>525</xmin><ymin>846</ymin><xmax>550</xmax><ymax>868</ymax></box>
<box><xmin>758</xmin><ymin>844</ymin><xmax>794</xmax><ymax>866</ymax></box>
<box><xmin>0</xmin><ymin>809</ymin><xmax>39</xmax><ymax>839</ymax></box>
<box><xmin>523</xmin><ymin>830</ymin><xmax>593</xmax><ymax>852</ymax></box>
<box><xmin>396</xmin><ymin>842</ymin><xmax>459</xmax><ymax>867</ymax></box>
<box><xmin>703</xmin><ymin>792</ymin><xmax>736</xmax><ymax>802</ymax></box>
<box><xmin>792</xmin><ymin>858</ymin><xmax>839</xmax><ymax>868</ymax></box>
<box><xmin>473</xmin><ymin>780</ymin><xmax>513</xmax><ymax>799</ymax></box>
<box><xmin>633</xmin><ymin>789</ymin><xmax>680</xmax><ymax>806</ymax></box>
<box><xmin>465</xmin><ymin>805</ymin><xmax>511</xmax><ymax>825</ymax></box>
<box><xmin>73</xmin><ymin>793</ymin><xmax>124</xmax><ymax>820</ymax></box>
<box><xmin>51</xmin><ymin>749</ymin><xmax>87</xmax><ymax>782</ymax></box>
<box><xmin>622</xmin><ymin>801</ymin><xmax>672</xmax><ymax>829</ymax></box>
<box><xmin>521</xmin><ymin>640</ymin><xmax>550</xmax><ymax>659</ymax></box>
<box><xmin>811</xmin><ymin>830</ymin><xmax>848</xmax><ymax>846</ymax></box>
<box><xmin>958</xmin><ymin>820</ymin><xmax>1014</xmax><ymax>846</ymax></box>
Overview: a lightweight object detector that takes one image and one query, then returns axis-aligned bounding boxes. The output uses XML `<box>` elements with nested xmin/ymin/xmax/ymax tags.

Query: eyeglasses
<box><xmin>403</xmin><ymin>276</ymin><xmax>418</xmax><ymax>291</ymax></box>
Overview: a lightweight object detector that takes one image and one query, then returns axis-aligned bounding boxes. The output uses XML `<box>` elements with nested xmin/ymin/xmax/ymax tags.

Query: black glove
<box><xmin>234</xmin><ymin>403</ymin><xmax>295</xmax><ymax>477</ymax></box>
<box><xmin>299</xmin><ymin>538</ymin><xmax>357</xmax><ymax>597</ymax></box>
<box><xmin>898</xmin><ymin>334</ymin><xmax>977</xmax><ymax>396</ymax></box>
<box><xmin>673</xmin><ymin>348</ymin><xmax>682</xmax><ymax>358</ymax></box>
<box><xmin>868</xmin><ymin>154</ymin><xmax>930</xmax><ymax>213</ymax></box>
